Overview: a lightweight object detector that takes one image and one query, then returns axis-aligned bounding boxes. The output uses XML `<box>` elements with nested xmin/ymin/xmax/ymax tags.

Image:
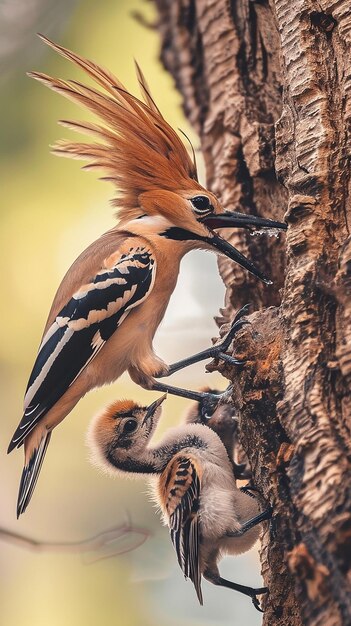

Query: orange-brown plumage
<box><xmin>103</xmin><ymin>399</ymin><xmax>141</xmax><ymax>419</ymax></box>
<box><xmin>158</xmin><ymin>452</ymin><xmax>202</xmax><ymax>519</ymax></box>
<box><xmin>90</xmin><ymin>399</ymin><xmax>141</xmax><ymax>452</ymax></box>
<box><xmin>9</xmin><ymin>36</ymin><xmax>286</xmax><ymax>518</ymax></box>
<box><xmin>89</xmin><ymin>396</ymin><xmax>269</xmax><ymax>609</ymax></box>
<box><xmin>29</xmin><ymin>35</ymin><xmax>200</xmax><ymax>223</ymax></box>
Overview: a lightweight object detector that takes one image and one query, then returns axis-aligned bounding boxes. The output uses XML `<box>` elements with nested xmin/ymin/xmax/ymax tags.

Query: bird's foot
<box><xmin>154</xmin><ymin>305</ymin><xmax>251</xmax><ymax>380</ymax></box>
<box><xmin>239</xmin><ymin>487</ymin><xmax>275</xmax><ymax>536</ymax></box>
<box><xmin>205</xmin><ymin>572</ymin><xmax>269</xmax><ymax>612</ymax></box>
<box><xmin>251</xmin><ymin>587</ymin><xmax>269</xmax><ymax>612</ymax></box>
<box><xmin>198</xmin><ymin>385</ymin><xmax>233</xmax><ymax>420</ymax></box>
<box><xmin>211</xmin><ymin>304</ymin><xmax>251</xmax><ymax>366</ymax></box>
<box><xmin>240</xmin><ymin>486</ymin><xmax>257</xmax><ymax>499</ymax></box>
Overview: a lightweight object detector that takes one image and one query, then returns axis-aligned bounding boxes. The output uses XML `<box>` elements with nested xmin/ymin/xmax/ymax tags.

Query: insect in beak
<box><xmin>142</xmin><ymin>394</ymin><xmax>167</xmax><ymax>426</ymax></box>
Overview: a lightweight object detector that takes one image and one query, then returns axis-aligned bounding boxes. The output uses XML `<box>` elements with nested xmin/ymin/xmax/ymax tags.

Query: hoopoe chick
<box><xmin>88</xmin><ymin>395</ymin><xmax>272</xmax><ymax>611</ymax></box>
<box><xmin>8</xmin><ymin>35</ymin><xmax>286</xmax><ymax>517</ymax></box>
<box><xmin>184</xmin><ymin>388</ymin><xmax>251</xmax><ymax>480</ymax></box>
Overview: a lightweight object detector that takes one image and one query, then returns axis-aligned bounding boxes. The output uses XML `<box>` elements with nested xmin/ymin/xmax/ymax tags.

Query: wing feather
<box><xmin>9</xmin><ymin>244</ymin><xmax>156</xmax><ymax>451</ymax></box>
<box><xmin>160</xmin><ymin>455</ymin><xmax>203</xmax><ymax>604</ymax></box>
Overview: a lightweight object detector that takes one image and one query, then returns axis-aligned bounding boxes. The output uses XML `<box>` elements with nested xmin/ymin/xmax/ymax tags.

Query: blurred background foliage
<box><xmin>0</xmin><ymin>1</ymin><xmax>262</xmax><ymax>624</ymax></box>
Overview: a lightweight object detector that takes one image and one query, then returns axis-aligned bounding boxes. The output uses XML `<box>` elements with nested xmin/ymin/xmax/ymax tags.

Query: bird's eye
<box><xmin>123</xmin><ymin>419</ymin><xmax>138</xmax><ymax>434</ymax></box>
<box><xmin>190</xmin><ymin>195</ymin><xmax>213</xmax><ymax>215</ymax></box>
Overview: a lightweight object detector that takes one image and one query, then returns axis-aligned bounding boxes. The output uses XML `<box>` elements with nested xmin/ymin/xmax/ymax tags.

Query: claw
<box><xmin>218</xmin><ymin>304</ymin><xmax>251</xmax><ymax>353</ymax></box>
<box><xmin>251</xmin><ymin>587</ymin><xmax>269</xmax><ymax>612</ymax></box>
<box><xmin>199</xmin><ymin>393</ymin><xmax>223</xmax><ymax>420</ymax></box>
<box><xmin>217</xmin><ymin>352</ymin><xmax>246</xmax><ymax>366</ymax></box>
<box><xmin>240</xmin><ymin>486</ymin><xmax>257</xmax><ymax>499</ymax></box>
<box><xmin>240</xmin><ymin>483</ymin><xmax>262</xmax><ymax>498</ymax></box>
<box><xmin>234</xmin><ymin>303</ymin><xmax>252</xmax><ymax>321</ymax></box>
<box><xmin>207</xmin><ymin>307</ymin><xmax>251</xmax><ymax>370</ymax></box>
<box><xmin>198</xmin><ymin>384</ymin><xmax>234</xmax><ymax>419</ymax></box>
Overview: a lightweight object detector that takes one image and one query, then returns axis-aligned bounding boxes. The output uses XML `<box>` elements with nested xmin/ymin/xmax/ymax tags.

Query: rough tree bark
<box><xmin>154</xmin><ymin>1</ymin><xmax>351</xmax><ymax>625</ymax></box>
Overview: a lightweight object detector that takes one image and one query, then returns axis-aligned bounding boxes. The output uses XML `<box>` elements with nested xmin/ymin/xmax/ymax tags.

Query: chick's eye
<box><xmin>123</xmin><ymin>419</ymin><xmax>138</xmax><ymax>434</ymax></box>
<box><xmin>191</xmin><ymin>195</ymin><xmax>213</xmax><ymax>214</ymax></box>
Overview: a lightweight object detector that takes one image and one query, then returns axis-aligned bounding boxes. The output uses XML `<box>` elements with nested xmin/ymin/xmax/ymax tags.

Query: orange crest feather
<box><xmin>103</xmin><ymin>399</ymin><xmax>139</xmax><ymax>419</ymax></box>
<box><xmin>30</xmin><ymin>35</ymin><xmax>199</xmax><ymax>224</ymax></box>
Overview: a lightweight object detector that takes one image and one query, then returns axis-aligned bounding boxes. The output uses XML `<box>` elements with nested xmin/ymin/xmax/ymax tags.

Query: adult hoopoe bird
<box><xmin>8</xmin><ymin>35</ymin><xmax>286</xmax><ymax>517</ymax></box>
<box><xmin>88</xmin><ymin>394</ymin><xmax>272</xmax><ymax>611</ymax></box>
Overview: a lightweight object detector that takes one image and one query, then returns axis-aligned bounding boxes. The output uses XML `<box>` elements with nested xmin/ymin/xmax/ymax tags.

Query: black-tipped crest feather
<box><xmin>30</xmin><ymin>36</ymin><xmax>199</xmax><ymax>223</ymax></box>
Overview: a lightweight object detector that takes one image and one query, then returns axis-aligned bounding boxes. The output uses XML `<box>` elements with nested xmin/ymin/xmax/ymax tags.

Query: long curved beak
<box><xmin>202</xmin><ymin>231</ymin><xmax>272</xmax><ymax>284</ymax></box>
<box><xmin>202</xmin><ymin>211</ymin><xmax>287</xmax><ymax>231</ymax></box>
<box><xmin>200</xmin><ymin>211</ymin><xmax>286</xmax><ymax>284</ymax></box>
<box><xmin>142</xmin><ymin>394</ymin><xmax>167</xmax><ymax>426</ymax></box>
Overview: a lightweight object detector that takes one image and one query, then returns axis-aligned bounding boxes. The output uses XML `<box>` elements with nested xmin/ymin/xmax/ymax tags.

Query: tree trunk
<box><xmin>154</xmin><ymin>1</ymin><xmax>351</xmax><ymax>624</ymax></box>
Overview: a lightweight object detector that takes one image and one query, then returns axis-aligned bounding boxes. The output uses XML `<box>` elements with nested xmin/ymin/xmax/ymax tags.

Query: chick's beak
<box><xmin>201</xmin><ymin>210</ymin><xmax>287</xmax><ymax>231</ymax></box>
<box><xmin>142</xmin><ymin>394</ymin><xmax>167</xmax><ymax>426</ymax></box>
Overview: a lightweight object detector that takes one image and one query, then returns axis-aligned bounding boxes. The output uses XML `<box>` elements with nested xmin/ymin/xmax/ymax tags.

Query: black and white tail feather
<box><xmin>17</xmin><ymin>432</ymin><xmax>51</xmax><ymax>517</ymax></box>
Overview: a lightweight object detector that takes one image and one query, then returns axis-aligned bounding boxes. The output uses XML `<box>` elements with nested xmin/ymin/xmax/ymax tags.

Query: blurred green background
<box><xmin>0</xmin><ymin>1</ymin><xmax>262</xmax><ymax>624</ymax></box>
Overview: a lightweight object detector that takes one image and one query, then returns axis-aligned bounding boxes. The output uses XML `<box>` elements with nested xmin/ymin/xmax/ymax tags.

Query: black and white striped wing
<box><xmin>9</xmin><ymin>246</ymin><xmax>156</xmax><ymax>451</ymax></box>
<box><xmin>161</xmin><ymin>454</ymin><xmax>203</xmax><ymax>605</ymax></box>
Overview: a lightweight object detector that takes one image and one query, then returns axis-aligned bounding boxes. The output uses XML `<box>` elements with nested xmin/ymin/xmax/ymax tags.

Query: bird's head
<box><xmin>138</xmin><ymin>188</ymin><xmax>286</xmax><ymax>283</ymax></box>
<box><xmin>87</xmin><ymin>395</ymin><xmax>167</xmax><ymax>475</ymax></box>
<box><xmin>31</xmin><ymin>35</ymin><xmax>286</xmax><ymax>284</ymax></box>
<box><xmin>184</xmin><ymin>387</ymin><xmax>237</xmax><ymax>439</ymax></box>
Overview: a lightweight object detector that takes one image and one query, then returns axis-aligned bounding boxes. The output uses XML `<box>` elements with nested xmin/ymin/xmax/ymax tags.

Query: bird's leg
<box><xmin>149</xmin><ymin>381</ymin><xmax>222</xmax><ymax>405</ymax></box>
<box><xmin>141</xmin><ymin>305</ymin><xmax>251</xmax><ymax>417</ymax></box>
<box><xmin>130</xmin><ymin>366</ymin><xmax>232</xmax><ymax>415</ymax></box>
<box><xmin>239</xmin><ymin>487</ymin><xmax>278</xmax><ymax>538</ymax></box>
<box><xmin>226</xmin><ymin>507</ymin><xmax>273</xmax><ymax>538</ymax></box>
<box><xmin>204</xmin><ymin>570</ymin><xmax>268</xmax><ymax>612</ymax></box>
<box><xmin>149</xmin><ymin>381</ymin><xmax>233</xmax><ymax>418</ymax></box>
<box><xmin>156</xmin><ymin>304</ymin><xmax>251</xmax><ymax>377</ymax></box>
